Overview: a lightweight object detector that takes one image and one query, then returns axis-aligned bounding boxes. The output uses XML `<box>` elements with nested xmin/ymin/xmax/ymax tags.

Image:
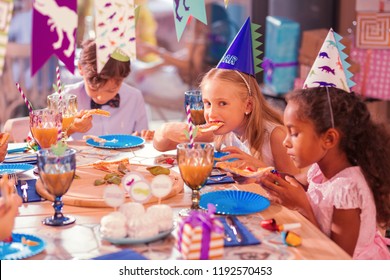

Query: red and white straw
<box><xmin>16</xmin><ymin>83</ymin><xmax>33</xmax><ymax>113</ymax></box>
<box><xmin>56</xmin><ymin>66</ymin><xmax>62</xmax><ymax>94</ymax></box>
<box><xmin>185</xmin><ymin>104</ymin><xmax>194</xmax><ymax>148</ymax></box>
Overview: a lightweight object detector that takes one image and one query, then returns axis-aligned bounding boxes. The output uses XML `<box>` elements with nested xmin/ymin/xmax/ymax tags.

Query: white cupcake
<box><xmin>100</xmin><ymin>211</ymin><xmax>127</xmax><ymax>239</ymax></box>
<box><xmin>146</xmin><ymin>204</ymin><xmax>173</xmax><ymax>232</ymax></box>
<box><xmin>119</xmin><ymin>202</ymin><xmax>145</xmax><ymax>220</ymax></box>
<box><xmin>127</xmin><ymin>212</ymin><xmax>159</xmax><ymax>239</ymax></box>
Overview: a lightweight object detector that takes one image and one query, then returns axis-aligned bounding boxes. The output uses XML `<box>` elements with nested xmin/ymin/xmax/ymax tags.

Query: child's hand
<box><xmin>132</xmin><ymin>130</ymin><xmax>155</xmax><ymax>141</ymax></box>
<box><xmin>258</xmin><ymin>172</ymin><xmax>308</xmax><ymax>211</ymax></box>
<box><xmin>221</xmin><ymin>146</ymin><xmax>267</xmax><ymax>167</ymax></box>
<box><xmin>67</xmin><ymin>110</ymin><xmax>93</xmax><ymax>135</ymax></box>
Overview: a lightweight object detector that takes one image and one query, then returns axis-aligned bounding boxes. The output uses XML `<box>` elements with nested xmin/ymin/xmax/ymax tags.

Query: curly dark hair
<box><xmin>286</xmin><ymin>87</ymin><xmax>390</xmax><ymax>228</ymax></box>
<box><xmin>78</xmin><ymin>39</ymin><xmax>131</xmax><ymax>90</ymax></box>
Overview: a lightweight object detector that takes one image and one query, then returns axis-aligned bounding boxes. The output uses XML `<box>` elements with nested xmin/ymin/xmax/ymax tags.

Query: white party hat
<box><xmin>303</xmin><ymin>28</ymin><xmax>355</xmax><ymax>92</ymax></box>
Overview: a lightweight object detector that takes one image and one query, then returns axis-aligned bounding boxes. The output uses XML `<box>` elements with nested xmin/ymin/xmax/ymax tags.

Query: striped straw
<box><xmin>16</xmin><ymin>83</ymin><xmax>33</xmax><ymax>113</ymax></box>
<box><xmin>56</xmin><ymin>66</ymin><xmax>62</xmax><ymax>94</ymax></box>
<box><xmin>185</xmin><ymin>104</ymin><xmax>194</xmax><ymax>148</ymax></box>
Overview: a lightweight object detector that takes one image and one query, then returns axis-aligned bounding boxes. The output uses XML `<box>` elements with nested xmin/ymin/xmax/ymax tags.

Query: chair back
<box><xmin>0</xmin><ymin>43</ymin><xmax>52</xmax><ymax>127</ymax></box>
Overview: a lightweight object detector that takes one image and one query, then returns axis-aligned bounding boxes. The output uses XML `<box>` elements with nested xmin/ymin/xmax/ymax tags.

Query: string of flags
<box><xmin>0</xmin><ymin>0</ymin><xmax>228</xmax><ymax>76</ymax></box>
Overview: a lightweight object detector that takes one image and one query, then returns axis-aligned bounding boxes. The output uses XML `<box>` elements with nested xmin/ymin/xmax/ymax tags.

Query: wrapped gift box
<box><xmin>350</xmin><ymin>46</ymin><xmax>390</xmax><ymax>100</ymax></box>
<box><xmin>356</xmin><ymin>12</ymin><xmax>390</xmax><ymax>49</ymax></box>
<box><xmin>176</xmin><ymin>210</ymin><xmax>224</xmax><ymax>260</ymax></box>
<box><xmin>263</xmin><ymin>16</ymin><xmax>300</xmax><ymax>94</ymax></box>
<box><xmin>356</xmin><ymin>0</ymin><xmax>390</xmax><ymax>12</ymax></box>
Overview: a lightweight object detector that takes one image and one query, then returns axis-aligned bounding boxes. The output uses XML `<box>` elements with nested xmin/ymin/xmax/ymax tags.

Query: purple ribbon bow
<box><xmin>177</xmin><ymin>204</ymin><xmax>223</xmax><ymax>259</ymax></box>
<box><xmin>262</xmin><ymin>58</ymin><xmax>299</xmax><ymax>83</ymax></box>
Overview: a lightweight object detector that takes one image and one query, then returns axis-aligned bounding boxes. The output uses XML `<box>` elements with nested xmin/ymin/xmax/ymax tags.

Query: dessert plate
<box><xmin>102</xmin><ymin>226</ymin><xmax>174</xmax><ymax>245</ymax></box>
<box><xmin>0</xmin><ymin>233</ymin><xmax>46</xmax><ymax>260</ymax></box>
<box><xmin>86</xmin><ymin>134</ymin><xmax>145</xmax><ymax>149</ymax></box>
<box><xmin>199</xmin><ymin>190</ymin><xmax>270</xmax><ymax>215</ymax></box>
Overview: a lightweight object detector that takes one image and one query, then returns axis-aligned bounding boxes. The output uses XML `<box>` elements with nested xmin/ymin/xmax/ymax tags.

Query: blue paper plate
<box><xmin>200</xmin><ymin>190</ymin><xmax>270</xmax><ymax>215</ymax></box>
<box><xmin>0</xmin><ymin>233</ymin><xmax>46</xmax><ymax>260</ymax></box>
<box><xmin>0</xmin><ymin>163</ymin><xmax>35</xmax><ymax>175</ymax></box>
<box><xmin>214</xmin><ymin>151</ymin><xmax>237</xmax><ymax>162</ymax></box>
<box><xmin>4</xmin><ymin>153</ymin><xmax>37</xmax><ymax>164</ymax></box>
<box><xmin>86</xmin><ymin>134</ymin><xmax>145</xmax><ymax>149</ymax></box>
<box><xmin>102</xmin><ymin>226</ymin><xmax>174</xmax><ymax>245</ymax></box>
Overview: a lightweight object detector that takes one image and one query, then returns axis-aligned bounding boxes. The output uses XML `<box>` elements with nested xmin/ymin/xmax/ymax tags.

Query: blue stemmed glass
<box><xmin>37</xmin><ymin>148</ymin><xmax>76</xmax><ymax>226</ymax></box>
<box><xmin>184</xmin><ymin>90</ymin><xmax>206</xmax><ymax>125</ymax></box>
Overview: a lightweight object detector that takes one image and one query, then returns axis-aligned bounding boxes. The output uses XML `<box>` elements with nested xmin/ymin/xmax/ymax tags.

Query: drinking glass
<box><xmin>29</xmin><ymin>108</ymin><xmax>62</xmax><ymax>149</ymax></box>
<box><xmin>47</xmin><ymin>94</ymin><xmax>78</xmax><ymax>138</ymax></box>
<box><xmin>177</xmin><ymin>143</ymin><xmax>214</xmax><ymax>216</ymax></box>
<box><xmin>37</xmin><ymin>148</ymin><xmax>76</xmax><ymax>226</ymax></box>
<box><xmin>184</xmin><ymin>90</ymin><xmax>206</xmax><ymax>125</ymax></box>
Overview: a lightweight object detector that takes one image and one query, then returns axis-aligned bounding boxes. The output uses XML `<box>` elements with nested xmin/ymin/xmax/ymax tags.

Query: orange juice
<box><xmin>62</xmin><ymin>116</ymin><xmax>75</xmax><ymax>131</ymax></box>
<box><xmin>39</xmin><ymin>171</ymin><xmax>75</xmax><ymax>197</ymax></box>
<box><xmin>31</xmin><ymin>127</ymin><xmax>58</xmax><ymax>148</ymax></box>
<box><xmin>179</xmin><ymin>163</ymin><xmax>213</xmax><ymax>190</ymax></box>
<box><xmin>190</xmin><ymin>109</ymin><xmax>206</xmax><ymax>125</ymax></box>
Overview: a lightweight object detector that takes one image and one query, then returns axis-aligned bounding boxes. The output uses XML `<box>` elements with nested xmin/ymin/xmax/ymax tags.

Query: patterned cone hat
<box><xmin>303</xmin><ymin>28</ymin><xmax>355</xmax><ymax>92</ymax></box>
<box><xmin>217</xmin><ymin>17</ymin><xmax>262</xmax><ymax>76</ymax></box>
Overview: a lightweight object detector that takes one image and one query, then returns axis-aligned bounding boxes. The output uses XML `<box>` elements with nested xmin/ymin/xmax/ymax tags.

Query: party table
<box><xmin>11</xmin><ymin>141</ymin><xmax>351</xmax><ymax>260</ymax></box>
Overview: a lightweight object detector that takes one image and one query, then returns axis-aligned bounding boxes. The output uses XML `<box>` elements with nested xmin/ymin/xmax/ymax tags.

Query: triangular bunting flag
<box><xmin>172</xmin><ymin>0</ymin><xmax>207</xmax><ymax>41</ymax></box>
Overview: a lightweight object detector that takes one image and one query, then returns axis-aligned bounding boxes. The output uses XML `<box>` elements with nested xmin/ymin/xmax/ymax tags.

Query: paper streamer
<box><xmin>186</xmin><ymin>104</ymin><xmax>194</xmax><ymax>148</ymax></box>
<box><xmin>0</xmin><ymin>0</ymin><xmax>14</xmax><ymax>76</ymax></box>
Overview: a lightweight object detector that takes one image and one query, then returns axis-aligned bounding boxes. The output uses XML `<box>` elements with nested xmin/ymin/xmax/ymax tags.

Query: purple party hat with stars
<box><xmin>303</xmin><ymin>28</ymin><xmax>355</xmax><ymax>92</ymax></box>
<box><xmin>217</xmin><ymin>17</ymin><xmax>262</xmax><ymax>76</ymax></box>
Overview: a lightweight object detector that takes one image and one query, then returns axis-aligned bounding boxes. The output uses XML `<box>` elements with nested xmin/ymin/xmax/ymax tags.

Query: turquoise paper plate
<box><xmin>86</xmin><ymin>134</ymin><xmax>145</xmax><ymax>149</ymax></box>
<box><xmin>0</xmin><ymin>233</ymin><xmax>46</xmax><ymax>260</ymax></box>
<box><xmin>0</xmin><ymin>163</ymin><xmax>35</xmax><ymax>175</ymax></box>
<box><xmin>200</xmin><ymin>190</ymin><xmax>270</xmax><ymax>215</ymax></box>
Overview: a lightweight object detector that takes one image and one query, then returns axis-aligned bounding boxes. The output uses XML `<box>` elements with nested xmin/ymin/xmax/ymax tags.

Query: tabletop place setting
<box><xmin>0</xmin><ymin>82</ymin><xmax>350</xmax><ymax>261</ymax></box>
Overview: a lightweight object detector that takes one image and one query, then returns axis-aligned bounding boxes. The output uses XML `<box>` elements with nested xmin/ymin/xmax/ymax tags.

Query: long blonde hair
<box><xmin>200</xmin><ymin>68</ymin><xmax>283</xmax><ymax>160</ymax></box>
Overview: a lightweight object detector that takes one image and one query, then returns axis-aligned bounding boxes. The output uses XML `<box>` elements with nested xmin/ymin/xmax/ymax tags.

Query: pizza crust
<box><xmin>198</xmin><ymin>122</ymin><xmax>223</xmax><ymax>133</ymax></box>
<box><xmin>216</xmin><ymin>161</ymin><xmax>274</xmax><ymax>178</ymax></box>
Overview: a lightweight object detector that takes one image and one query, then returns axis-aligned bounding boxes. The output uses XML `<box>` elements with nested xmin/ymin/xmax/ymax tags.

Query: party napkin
<box><xmin>92</xmin><ymin>249</ymin><xmax>148</xmax><ymax>260</ymax></box>
<box><xmin>16</xmin><ymin>179</ymin><xmax>42</xmax><ymax>203</ymax></box>
<box><xmin>219</xmin><ymin>216</ymin><xmax>260</xmax><ymax>247</ymax></box>
<box><xmin>205</xmin><ymin>175</ymin><xmax>235</xmax><ymax>185</ymax></box>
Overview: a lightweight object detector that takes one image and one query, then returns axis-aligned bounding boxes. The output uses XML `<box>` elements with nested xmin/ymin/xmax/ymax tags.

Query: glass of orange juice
<box><xmin>184</xmin><ymin>90</ymin><xmax>206</xmax><ymax>125</ymax></box>
<box><xmin>47</xmin><ymin>94</ymin><xmax>77</xmax><ymax>139</ymax></box>
<box><xmin>177</xmin><ymin>143</ymin><xmax>214</xmax><ymax>216</ymax></box>
<box><xmin>29</xmin><ymin>108</ymin><xmax>62</xmax><ymax>149</ymax></box>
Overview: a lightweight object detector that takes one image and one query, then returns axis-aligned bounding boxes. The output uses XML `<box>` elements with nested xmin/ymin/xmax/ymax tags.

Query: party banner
<box><xmin>0</xmin><ymin>0</ymin><xmax>14</xmax><ymax>76</ymax></box>
<box><xmin>94</xmin><ymin>0</ymin><xmax>136</xmax><ymax>73</ymax></box>
<box><xmin>172</xmin><ymin>0</ymin><xmax>207</xmax><ymax>41</ymax></box>
<box><xmin>32</xmin><ymin>0</ymin><xmax>77</xmax><ymax>75</ymax></box>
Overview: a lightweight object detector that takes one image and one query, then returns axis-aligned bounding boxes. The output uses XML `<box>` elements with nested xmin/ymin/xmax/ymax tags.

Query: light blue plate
<box><xmin>0</xmin><ymin>163</ymin><xmax>35</xmax><ymax>175</ymax></box>
<box><xmin>102</xmin><ymin>226</ymin><xmax>174</xmax><ymax>245</ymax></box>
<box><xmin>0</xmin><ymin>233</ymin><xmax>46</xmax><ymax>260</ymax></box>
<box><xmin>86</xmin><ymin>134</ymin><xmax>145</xmax><ymax>149</ymax></box>
<box><xmin>200</xmin><ymin>190</ymin><xmax>270</xmax><ymax>215</ymax></box>
<box><xmin>214</xmin><ymin>151</ymin><xmax>237</xmax><ymax>163</ymax></box>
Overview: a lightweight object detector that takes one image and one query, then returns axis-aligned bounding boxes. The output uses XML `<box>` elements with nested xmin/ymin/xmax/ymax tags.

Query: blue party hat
<box><xmin>217</xmin><ymin>17</ymin><xmax>262</xmax><ymax>76</ymax></box>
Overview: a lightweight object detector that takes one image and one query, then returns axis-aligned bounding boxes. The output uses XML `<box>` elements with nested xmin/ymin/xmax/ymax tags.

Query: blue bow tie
<box><xmin>90</xmin><ymin>93</ymin><xmax>120</xmax><ymax>109</ymax></box>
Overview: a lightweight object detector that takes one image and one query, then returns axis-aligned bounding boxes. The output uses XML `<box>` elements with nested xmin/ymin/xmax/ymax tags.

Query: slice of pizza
<box><xmin>88</xmin><ymin>109</ymin><xmax>111</xmax><ymax>117</ymax></box>
<box><xmin>92</xmin><ymin>158</ymin><xmax>131</xmax><ymax>174</ymax></box>
<box><xmin>216</xmin><ymin>161</ymin><xmax>274</xmax><ymax>178</ymax></box>
<box><xmin>0</xmin><ymin>132</ymin><xmax>10</xmax><ymax>146</ymax></box>
<box><xmin>198</xmin><ymin>122</ymin><xmax>223</xmax><ymax>133</ymax></box>
<box><xmin>83</xmin><ymin>135</ymin><xmax>107</xmax><ymax>144</ymax></box>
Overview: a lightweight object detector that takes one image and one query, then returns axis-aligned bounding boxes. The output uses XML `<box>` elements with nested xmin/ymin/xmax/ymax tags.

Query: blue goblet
<box><xmin>37</xmin><ymin>149</ymin><xmax>76</xmax><ymax>226</ymax></box>
<box><xmin>184</xmin><ymin>90</ymin><xmax>206</xmax><ymax>125</ymax></box>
